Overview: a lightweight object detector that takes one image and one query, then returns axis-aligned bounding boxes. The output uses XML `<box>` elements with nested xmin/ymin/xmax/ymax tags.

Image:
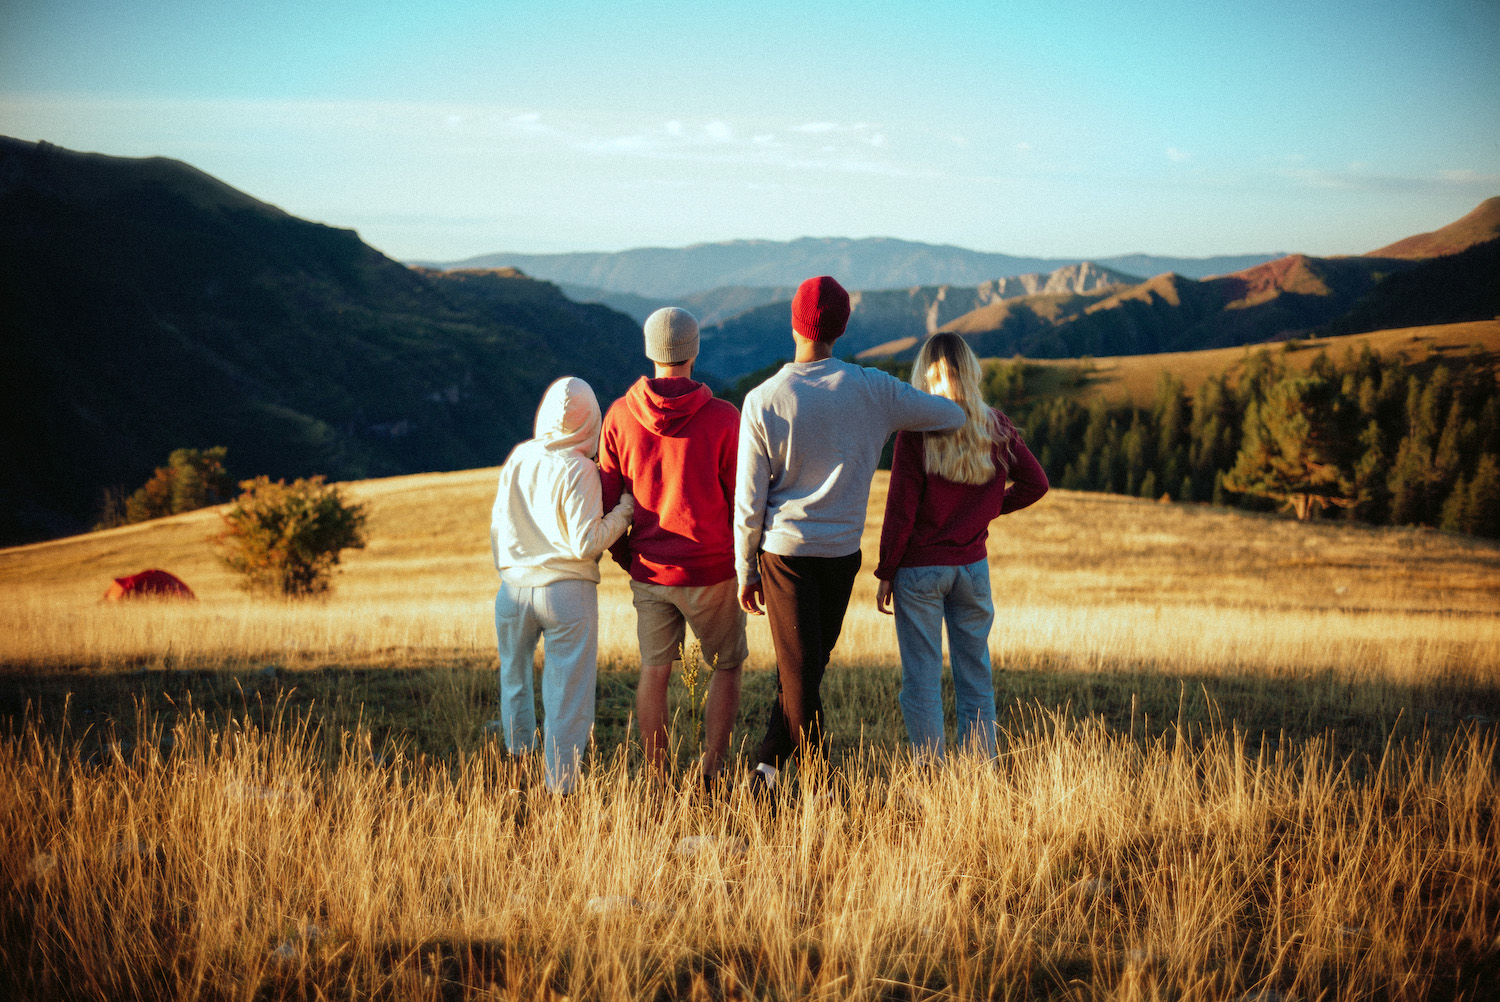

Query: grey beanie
<box><xmin>643</xmin><ymin>307</ymin><xmax>699</xmax><ymax>364</ymax></box>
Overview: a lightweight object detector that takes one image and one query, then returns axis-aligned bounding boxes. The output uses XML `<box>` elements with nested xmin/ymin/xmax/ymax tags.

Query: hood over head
<box><xmin>533</xmin><ymin>376</ymin><xmax>602</xmax><ymax>456</ymax></box>
<box><xmin>626</xmin><ymin>376</ymin><xmax>714</xmax><ymax>436</ymax></box>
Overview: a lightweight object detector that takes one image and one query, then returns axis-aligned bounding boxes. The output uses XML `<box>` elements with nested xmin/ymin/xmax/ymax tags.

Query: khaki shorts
<box><xmin>630</xmin><ymin>577</ymin><xmax>749</xmax><ymax>671</ymax></box>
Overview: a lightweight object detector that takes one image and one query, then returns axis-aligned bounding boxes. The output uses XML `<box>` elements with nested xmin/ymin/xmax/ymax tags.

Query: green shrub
<box><xmin>117</xmin><ymin>447</ymin><xmax>234</xmax><ymax>525</ymax></box>
<box><xmin>214</xmin><ymin>476</ymin><xmax>367</xmax><ymax>596</ymax></box>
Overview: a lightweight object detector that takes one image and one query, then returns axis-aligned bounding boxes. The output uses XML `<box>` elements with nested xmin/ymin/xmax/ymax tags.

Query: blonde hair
<box><xmin>911</xmin><ymin>333</ymin><xmax>1012</xmax><ymax>485</ymax></box>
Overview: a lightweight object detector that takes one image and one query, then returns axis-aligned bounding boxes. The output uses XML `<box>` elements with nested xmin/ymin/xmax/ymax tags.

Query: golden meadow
<box><xmin>2</xmin><ymin>468</ymin><xmax>1498</xmax><ymax>1000</ymax></box>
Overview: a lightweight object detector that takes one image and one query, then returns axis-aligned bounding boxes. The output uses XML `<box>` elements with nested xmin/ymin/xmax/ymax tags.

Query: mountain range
<box><xmin>431</xmin><ymin>239</ymin><xmax>1283</xmax><ymax>298</ymax></box>
<box><xmin>696</xmin><ymin>262</ymin><xmax>1142</xmax><ymax>382</ymax></box>
<box><xmin>2</xmin><ymin>134</ymin><xmax>1496</xmax><ymax>547</ymax></box>
<box><xmin>889</xmin><ymin>200</ymin><xmax>1500</xmax><ymax>363</ymax></box>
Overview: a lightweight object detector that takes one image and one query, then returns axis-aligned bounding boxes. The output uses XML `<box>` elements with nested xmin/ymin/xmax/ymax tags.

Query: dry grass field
<box><xmin>2</xmin><ymin>467</ymin><xmax>1499</xmax><ymax>999</ymax></box>
<box><xmin>1023</xmin><ymin>320</ymin><xmax>1500</xmax><ymax>408</ymax></box>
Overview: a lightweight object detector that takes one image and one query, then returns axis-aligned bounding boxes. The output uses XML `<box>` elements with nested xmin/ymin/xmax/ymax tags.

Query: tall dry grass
<box><xmin>3</xmin><ymin>702</ymin><xmax>1495</xmax><ymax>1001</ymax></box>
<box><xmin>4</xmin><ymin>465</ymin><xmax>1499</xmax><ymax>998</ymax></box>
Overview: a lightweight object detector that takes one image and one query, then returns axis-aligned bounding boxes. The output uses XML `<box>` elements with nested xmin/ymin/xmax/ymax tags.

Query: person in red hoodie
<box><xmin>599</xmin><ymin>307</ymin><xmax>746</xmax><ymax>783</ymax></box>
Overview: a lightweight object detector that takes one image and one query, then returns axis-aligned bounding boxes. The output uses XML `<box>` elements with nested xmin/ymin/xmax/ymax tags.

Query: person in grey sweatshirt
<box><xmin>735</xmin><ymin>276</ymin><xmax>965</xmax><ymax>794</ymax></box>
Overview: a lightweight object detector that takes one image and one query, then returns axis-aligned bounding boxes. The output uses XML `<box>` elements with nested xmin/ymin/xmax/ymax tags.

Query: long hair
<box><xmin>911</xmin><ymin>333</ymin><xmax>1012</xmax><ymax>484</ymax></box>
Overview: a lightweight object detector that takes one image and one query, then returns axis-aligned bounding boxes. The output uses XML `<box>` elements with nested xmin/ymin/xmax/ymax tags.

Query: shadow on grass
<box><xmin>2</xmin><ymin>656</ymin><xmax>1495</xmax><ymax>773</ymax></box>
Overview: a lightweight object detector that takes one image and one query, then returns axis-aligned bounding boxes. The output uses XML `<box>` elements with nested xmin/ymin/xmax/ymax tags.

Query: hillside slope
<box><xmin>0</xmin><ymin>138</ymin><xmax>648</xmax><ymax>546</ymax></box>
<box><xmin>1368</xmin><ymin>197</ymin><xmax>1500</xmax><ymax>259</ymax></box>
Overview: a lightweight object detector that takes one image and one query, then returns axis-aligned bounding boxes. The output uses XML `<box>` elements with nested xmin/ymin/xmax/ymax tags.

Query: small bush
<box><xmin>214</xmin><ymin>476</ymin><xmax>367</xmax><ymax>596</ymax></box>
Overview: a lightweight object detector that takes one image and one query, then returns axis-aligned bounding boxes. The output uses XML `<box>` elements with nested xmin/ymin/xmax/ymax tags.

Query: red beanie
<box><xmin>791</xmin><ymin>275</ymin><xmax>851</xmax><ymax>342</ymax></box>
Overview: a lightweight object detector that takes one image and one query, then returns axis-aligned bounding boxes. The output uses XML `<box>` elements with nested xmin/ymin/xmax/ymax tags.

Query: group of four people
<box><xmin>489</xmin><ymin>275</ymin><xmax>1049</xmax><ymax>794</ymax></box>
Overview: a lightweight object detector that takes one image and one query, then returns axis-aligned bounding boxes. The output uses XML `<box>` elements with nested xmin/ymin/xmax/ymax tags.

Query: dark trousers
<box><xmin>754</xmin><ymin>549</ymin><xmax>863</xmax><ymax>767</ymax></box>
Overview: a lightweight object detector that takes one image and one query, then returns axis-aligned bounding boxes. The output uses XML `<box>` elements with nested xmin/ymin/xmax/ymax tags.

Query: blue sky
<box><xmin>2</xmin><ymin>0</ymin><xmax>1497</xmax><ymax>261</ymax></box>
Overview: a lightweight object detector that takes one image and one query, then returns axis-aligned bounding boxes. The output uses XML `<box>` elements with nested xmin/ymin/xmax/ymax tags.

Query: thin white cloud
<box><xmin>1277</xmin><ymin>165</ymin><xmax>1500</xmax><ymax>193</ymax></box>
<box><xmin>1166</xmin><ymin>147</ymin><xmax>1190</xmax><ymax>162</ymax></box>
<box><xmin>1439</xmin><ymin>168</ymin><xmax>1499</xmax><ymax>184</ymax></box>
<box><xmin>794</xmin><ymin>122</ymin><xmax>839</xmax><ymax>133</ymax></box>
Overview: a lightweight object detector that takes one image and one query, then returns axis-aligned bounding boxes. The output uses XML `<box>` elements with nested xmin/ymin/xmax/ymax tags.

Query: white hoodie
<box><xmin>490</xmin><ymin>377</ymin><xmax>634</xmax><ymax>587</ymax></box>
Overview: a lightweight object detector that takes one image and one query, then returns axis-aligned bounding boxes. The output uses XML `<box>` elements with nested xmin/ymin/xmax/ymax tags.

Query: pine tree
<box><xmin>1190</xmin><ymin>374</ymin><xmax>1239</xmax><ymax>478</ymax></box>
<box><xmin>1465</xmin><ymin>454</ymin><xmax>1500</xmax><ymax>538</ymax></box>
<box><xmin>1433</xmin><ymin>399</ymin><xmax>1465</xmax><ymax>491</ymax></box>
<box><xmin>1387</xmin><ymin>433</ymin><xmax>1434</xmax><ymax>526</ymax></box>
<box><xmin>1351</xmin><ymin>421</ymin><xmax>1389</xmax><ymax>523</ymax></box>
<box><xmin>1222</xmin><ymin>374</ymin><xmax>1352</xmax><ymax>520</ymax></box>
<box><xmin>1122</xmin><ymin>413</ymin><xmax>1151</xmax><ymax>497</ymax></box>
<box><xmin>1439</xmin><ymin>475</ymin><xmax>1468</xmax><ymax>533</ymax></box>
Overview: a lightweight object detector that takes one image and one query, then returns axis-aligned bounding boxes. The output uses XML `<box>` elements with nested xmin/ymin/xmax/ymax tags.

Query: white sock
<box><xmin>756</xmin><ymin>762</ymin><xmax>779</xmax><ymax>788</ymax></box>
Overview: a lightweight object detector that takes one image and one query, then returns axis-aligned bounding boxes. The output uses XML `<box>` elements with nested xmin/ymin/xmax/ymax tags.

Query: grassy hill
<box><xmin>995</xmin><ymin>319</ymin><xmax>1500</xmax><ymax>409</ymax></box>
<box><xmin>0</xmin><ymin>138</ymin><xmax>650</xmax><ymax>546</ymax></box>
<box><xmin>4</xmin><ymin>465</ymin><xmax>1496</xmax><ymax>716</ymax></box>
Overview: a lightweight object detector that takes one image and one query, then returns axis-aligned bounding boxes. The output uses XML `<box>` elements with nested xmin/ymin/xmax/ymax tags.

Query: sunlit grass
<box><xmin>3</xmin><ymin>702</ymin><xmax>1495</xmax><ymax>1000</ymax></box>
<box><xmin>3</xmin><ymin>471</ymin><xmax>1497</xmax><ymax>683</ymax></box>
<box><xmin>2</xmin><ymin>466</ymin><xmax>1498</xmax><ymax>999</ymax></box>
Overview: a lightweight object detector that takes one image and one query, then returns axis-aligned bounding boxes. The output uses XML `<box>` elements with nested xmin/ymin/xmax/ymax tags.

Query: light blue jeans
<box><xmin>494</xmin><ymin>578</ymin><xmax>598</xmax><ymax>793</ymax></box>
<box><xmin>892</xmin><ymin>559</ymin><xmax>998</xmax><ymax>762</ymax></box>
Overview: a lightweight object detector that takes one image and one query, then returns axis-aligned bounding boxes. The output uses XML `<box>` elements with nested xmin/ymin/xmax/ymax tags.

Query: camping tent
<box><xmin>102</xmin><ymin>569</ymin><xmax>196</xmax><ymax>601</ymax></box>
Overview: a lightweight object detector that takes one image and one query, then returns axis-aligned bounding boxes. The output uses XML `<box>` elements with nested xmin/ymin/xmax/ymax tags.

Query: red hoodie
<box><xmin>598</xmin><ymin>377</ymin><xmax>739</xmax><ymax>586</ymax></box>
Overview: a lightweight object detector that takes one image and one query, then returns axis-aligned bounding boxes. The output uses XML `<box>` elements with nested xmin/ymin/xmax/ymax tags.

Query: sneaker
<box><xmin>746</xmin><ymin>767</ymin><xmax>778</xmax><ymax>814</ymax></box>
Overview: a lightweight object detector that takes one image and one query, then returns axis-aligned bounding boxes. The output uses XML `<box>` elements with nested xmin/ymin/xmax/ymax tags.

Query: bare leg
<box><xmin>636</xmin><ymin>663</ymin><xmax>673</xmax><ymax>772</ymax></box>
<box><xmin>701</xmin><ymin>665</ymin><xmax>742</xmax><ymax>778</ymax></box>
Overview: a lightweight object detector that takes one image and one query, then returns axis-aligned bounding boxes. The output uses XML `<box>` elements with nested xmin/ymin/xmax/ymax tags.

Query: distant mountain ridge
<box><xmin>853</xmin><ymin>215</ymin><xmax>1500</xmax><ymax>365</ymax></box>
<box><xmin>432</xmin><ymin>238</ymin><xmax>1282</xmax><ymax>299</ymax></box>
<box><xmin>696</xmin><ymin>262</ymin><xmax>1142</xmax><ymax>382</ymax></box>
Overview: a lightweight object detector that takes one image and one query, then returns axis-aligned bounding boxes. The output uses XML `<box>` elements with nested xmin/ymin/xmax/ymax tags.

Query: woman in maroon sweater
<box><xmin>875</xmin><ymin>332</ymin><xmax>1048</xmax><ymax>762</ymax></box>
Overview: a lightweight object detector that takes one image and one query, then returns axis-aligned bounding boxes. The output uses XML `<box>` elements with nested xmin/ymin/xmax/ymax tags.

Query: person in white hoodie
<box><xmin>490</xmin><ymin>376</ymin><xmax>634</xmax><ymax>794</ymax></box>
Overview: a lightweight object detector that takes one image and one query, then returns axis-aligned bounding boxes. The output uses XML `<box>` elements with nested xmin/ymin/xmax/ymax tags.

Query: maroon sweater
<box><xmin>599</xmin><ymin>376</ymin><xmax>739</xmax><ymax>586</ymax></box>
<box><xmin>875</xmin><ymin>409</ymin><xmax>1048</xmax><ymax>580</ymax></box>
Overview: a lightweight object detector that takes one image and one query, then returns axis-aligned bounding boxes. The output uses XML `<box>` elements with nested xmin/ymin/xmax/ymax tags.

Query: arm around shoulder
<box><xmin>885</xmin><ymin>372</ymin><xmax>965</xmax><ymax>433</ymax></box>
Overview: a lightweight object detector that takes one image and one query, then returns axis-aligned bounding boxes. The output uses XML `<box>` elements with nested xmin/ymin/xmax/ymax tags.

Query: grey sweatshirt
<box><xmin>735</xmin><ymin>358</ymin><xmax>965</xmax><ymax>585</ymax></box>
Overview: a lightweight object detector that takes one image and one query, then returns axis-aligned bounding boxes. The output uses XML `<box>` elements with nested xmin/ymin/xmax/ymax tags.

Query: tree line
<box><xmin>985</xmin><ymin>341</ymin><xmax>1500</xmax><ymax>537</ymax></box>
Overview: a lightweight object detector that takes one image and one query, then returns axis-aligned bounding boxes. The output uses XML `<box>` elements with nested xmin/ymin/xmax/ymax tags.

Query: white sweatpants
<box><xmin>494</xmin><ymin>578</ymin><xmax>598</xmax><ymax>793</ymax></box>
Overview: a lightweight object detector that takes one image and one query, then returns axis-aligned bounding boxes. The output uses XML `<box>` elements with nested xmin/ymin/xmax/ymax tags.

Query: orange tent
<box><xmin>103</xmin><ymin>569</ymin><xmax>196</xmax><ymax>601</ymax></box>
